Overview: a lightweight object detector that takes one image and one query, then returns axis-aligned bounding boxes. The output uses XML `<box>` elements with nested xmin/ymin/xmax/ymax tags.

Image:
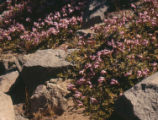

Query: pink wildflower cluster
<box><xmin>0</xmin><ymin>0</ymin><xmax>87</xmax><ymax>51</ymax></box>
<box><xmin>0</xmin><ymin>1</ymin><xmax>28</xmax><ymax>27</ymax></box>
<box><xmin>0</xmin><ymin>23</ymin><xmax>25</xmax><ymax>41</ymax></box>
<box><xmin>20</xmin><ymin>15</ymin><xmax>82</xmax><ymax>46</ymax></box>
<box><xmin>67</xmin><ymin>0</ymin><xmax>158</xmax><ymax>118</ymax></box>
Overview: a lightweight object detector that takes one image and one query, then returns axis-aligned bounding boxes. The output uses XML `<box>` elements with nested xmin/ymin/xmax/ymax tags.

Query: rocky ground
<box><xmin>0</xmin><ymin>49</ymin><xmax>91</xmax><ymax>120</ymax></box>
<box><xmin>1</xmin><ymin>47</ymin><xmax>158</xmax><ymax>120</ymax></box>
<box><xmin>0</xmin><ymin>0</ymin><xmax>158</xmax><ymax>120</ymax></box>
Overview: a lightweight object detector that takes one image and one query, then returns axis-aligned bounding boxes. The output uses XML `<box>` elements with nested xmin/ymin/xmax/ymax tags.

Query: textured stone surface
<box><xmin>82</xmin><ymin>0</ymin><xmax>108</xmax><ymax>28</ymax></box>
<box><xmin>55</xmin><ymin>99</ymin><xmax>89</xmax><ymax>120</ymax></box>
<box><xmin>14</xmin><ymin>104</ymin><xmax>29</xmax><ymax>120</ymax></box>
<box><xmin>115</xmin><ymin>72</ymin><xmax>158</xmax><ymax>120</ymax></box>
<box><xmin>23</xmin><ymin>49</ymin><xmax>72</xmax><ymax>68</ymax></box>
<box><xmin>0</xmin><ymin>71</ymin><xmax>19</xmax><ymax>93</ymax></box>
<box><xmin>0</xmin><ymin>55</ymin><xmax>22</xmax><ymax>75</ymax></box>
<box><xmin>30</xmin><ymin>78</ymin><xmax>70</xmax><ymax>115</ymax></box>
<box><xmin>20</xmin><ymin>49</ymin><xmax>75</xmax><ymax>90</ymax></box>
<box><xmin>0</xmin><ymin>92</ymin><xmax>15</xmax><ymax>120</ymax></box>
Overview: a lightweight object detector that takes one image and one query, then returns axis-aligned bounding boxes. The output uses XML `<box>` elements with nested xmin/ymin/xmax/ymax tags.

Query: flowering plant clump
<box><xmin>66</xmin><ymin>0</ymin><xmax>158</xmax><ymax>119</ymax></box>
<box><xmin>1</xmin><ymin>0</ymin><xmax>158</xmax><ymax>119</ymax></box>
<box><xmin>0</xmin><ymin>0</ymin><xmax>86</xmax><ymax>52</ymax></box>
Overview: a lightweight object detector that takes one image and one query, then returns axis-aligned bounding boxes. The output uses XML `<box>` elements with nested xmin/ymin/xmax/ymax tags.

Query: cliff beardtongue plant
<box><xmin>66</xmin><ymin>0</ymin><xmax>158</xmax><ymax>119</ymax></box>
<box><xmin>0</xmin><ymin>0</ymin><xmax>86</xmax><ymax>52</ymax></box>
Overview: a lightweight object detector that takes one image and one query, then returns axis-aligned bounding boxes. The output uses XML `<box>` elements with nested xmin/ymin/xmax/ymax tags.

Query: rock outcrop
<box><xmin>0</xmin><ymin>55</ymin><xmax>22</xmax><ymax>75</ymax></box>
<box><xmin>0</xmin><ymin>92</ymin><xmax>15</xmax><ymax>120</ymax></box>
<box><xmin>0</xmin><ymin>49</ymin><xmax>77</xmax><ymax>120</ymax></box>
<box><xmin>19</xmin><ymin>49</ymin><xmax>75</xmax><ymax>93</ymax></box>
<box><xmin>30</xmin><ymin>78</ymin><xmax>70</xmax><ymax>115</ymax></box>
<box><xmin>82</xmin><ymin>0</ymin><xmax>108</xmax><ymax>28</ymax></box>
<box><xmin>115</xmin><ymin>72</ymin><xmax>158</xmax><ymax>120</ymax></box>
<box><xmin>0</xmin><ymin>71</ymin><xmax>19</xmax><ymax>93</ymax></box>
<box><xmin>20</xmin><ymin>49</ymin><xmax>73</xmax><ymax>83</ymax></box>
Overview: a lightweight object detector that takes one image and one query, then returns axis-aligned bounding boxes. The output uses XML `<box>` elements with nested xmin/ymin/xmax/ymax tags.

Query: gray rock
<box><xmin>20</xmin><ymin>49</ymin><xmax>75</xmax><ymax>90</ymax></box>
<box><xmin>0</xmin><ymin>56</ymin><xmax>22</xmax><ymax>75</ymax></box>
<box><xmin>115</xmin><ymin>72</ymin><xmax>158</xmax><ymax>120</ymax></box>
<box><xmin>82</xmin><ymin>0</ymin><xmax>108</xmax><ymax>28</ymax></box>
<box><xmin>23</xmin><ymin>49</ymin><xmax>72</xmax><ymax>68</ymax></box>
<box><xmin>0</xmin><ymin>92</ymin><xmax>15</xmax><ymax>120</ymax></box>
<box><xmin>30</xmin><ymin>78</ymin><xmax>70</xmax><ymax>115</ymax></box>
<box><xmin>0</xmin><ymin>71</ymin><xmax>19</xmax><ymax>93</ymax></box>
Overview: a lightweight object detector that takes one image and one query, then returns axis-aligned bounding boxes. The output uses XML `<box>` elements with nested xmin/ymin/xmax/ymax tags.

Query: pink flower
<box><xmin>76</xmin><ymin>77</ymin><xmax>86</xmax><ymax>85</ymax></box>
<box><xmin>68</xmin><ymin>8</ymin><xmax>74</xmax><ymax>13</ymax></box>
<box><xmin>26</xmin><ymin>17</ymin><xmax>31</xmax><ymax>22</ymax></box>
<box><xmin>152</xmin><ymin>36</ymin><xmax>156</xmax><ymax>41</ymax></box>
<box><xmin>137</xmin><ymin>70</ymin><xmax>143</xmax><ymax>78</ymax></box>
<box><xmin>87</xmin><ymin>81</ymin><xmax>93</xmax><ymax>88</ymax></box>
<box><xmin>85</xmin><ymin>63</ymin><xmax>92</xmax><ymax>69</ymax></box>
<box><xmin>119</xmin><ymin>92</ymin><xmax>123</xmax><ymax>96</ymax></box>
<box><xmin>48</xmin><ymin>27</ymin><xmax>58</xmax><ymax>35</ymax></box>
<box><xmin>142</xmin><ymin>39</ymin><xmax>149</xmax><ymax>46</ymax></box>
<box><xmin>131</xmin><ymin>3</ymin><xmax>136</xmax><ymax>9</ymax></box>
<box><xmin>75</xmin><ymin>6</ymin><xmax>81</xmax><ymax>10</ymax></box>
<box><xmin>110</xmin><ymin>79</ymin><xmax>119</xmax><ymax>85</ymax></box>
<box><xmin>79</xmin><ymin>70</ymin><xmax>85</xmax><ymax>75</ymax></box>
<box><xmin>74</xmin><ymin>91</ymin><xmax>82</xmax><ymax>98</ymax></box>
<box><xmin>67</xmin><ymin>84</ymin><xmax>75</xmax><ymax>91</ymax></box>
<box><xmin>67</xmin><ymin>4</ymin><xmax>71</xmax><ymax>8</ymax></box>
<box><xmin>136</xmin><ymin>34</ymin><xmax>141</xmax><ymax>38</ymax></box>
<box><xmin>100</xmin><ymin>70</ymin><xmax>107</xmax><ymax>75</ymax></box>
<box><xmin>97</xmin><ymin>51</ymin><xmax>102</xmax><ymax>56</ymax></box>
<box><xmin>137</xmin><ymin>54</ymin><xmax>143</xmax><ymax>59</ymax></box>
<box><xmin>124</xmin><ymin>71</ymin><xmax>132</xmax><ymax>77</ymax></box>
<box><xmin>81</xmin><ymin>96</ymin><xmax>86</xmax><ymax>100</ymax></box>
<box><xmin>90</xmin><ymin>55</ymin><xmax>96</xmax><ymax>61</ymax></box>
<box><xmin>78</xmin><ymin>40</ymin><xmax>85</xmax><ymax>46</ymax></box>
<box><xmin>93</xmin><ymin>61</ymin><xmax>100</xmax><ymax>69</ymax></box>
<box><xmin>120</xmin><ymin>31</ymin><xmax>124</xmax><ymax>35</ymax></box>
<box><xmin>142</xmin><ymin>68</ymin><xmax>149</xmax><ymax>76</ymax></box>
<box><xmin>98</xmin><ymin>76</ymin><xmax>105</xmax><ymax>83</ymax></box>
<box><xmin>77</xmin><ymin>17</ymin><xmax>83</xmax><ymax>23</ymax></box>
<box><xmin>97</xmin><ymin>56</ymin><xmax>102</xmax><ymax>62</ymax></box>
<box><xmin>151</xmin><ymin>62</ymin><xmax>157</xmax><ymax>67</ymax></box>
<box><xmin>101</xmin><ymin>49</ymin><xmax>113</xmax><ymax>55</ymax></box>
<box><xmin>90</xmin><ymin>97</ymin><xmax>98</xmax><ymax>104</ymax></box>
<box><xmin>76</xmin><ymin>100</ymin><xmax>83</xmax><ymax>107</ymax></box>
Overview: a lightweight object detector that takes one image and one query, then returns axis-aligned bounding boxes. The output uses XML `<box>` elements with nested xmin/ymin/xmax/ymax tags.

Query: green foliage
<box><xmin>64</xmin><ymin>0</ymin><xmax>158</xmax><ymax>119</ymax></box>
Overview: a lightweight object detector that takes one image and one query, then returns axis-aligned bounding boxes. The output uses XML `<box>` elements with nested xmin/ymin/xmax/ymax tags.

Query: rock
<box><xmin>20</xmin><ymin>49</ymin><xmax>75</xmax><ymax>91</ymax></box>
<box><xmin>55</xmin><ymin>98</ymin><xmax>89</xmax><ymax>120</ymax></box>
<box><xmin>14</xmin><ymin>104</ymin><xmax>29</xmax><ymax>120</ymax></box>
<box><xmin>23</xmin><ymin>49</ymin><xmax>72</xmax><ymax>68</ymax></box>
<box><xmin>0</xmin><ymin>55</ymin><xmax>22</xmax><ymax>75</ymax></box>
<box><xmin>15</xmin><ymin>115</ymin><xmax>29</xmax><ymax>120</ymax></box>
<box><xmin>82</xmin><ymin>0</ymin><xmax>108</xmax><ymax>28</ymax></box>
<box><xmin>77</xmin><ymin>29</ymin><xmax>95</xmax><ymax>38</ymax></box>
<box><xmin>30</xmin><ymin>78</ymin><xmax>70</xmax><ymax>115</ymax></box>
<box><xmin>115</xmin><ymin>72</ymin><xmax>158</xmax><ymax>120</ymax></box>
<box><xmin>0</xmin><ymin>71</ymin><xmax>19</xmax><ymax>93</ymax></box>
<box><xmin>0</xmin><ymin>92</ymin><xmax>15</xmax><ymax>120</ymax></box>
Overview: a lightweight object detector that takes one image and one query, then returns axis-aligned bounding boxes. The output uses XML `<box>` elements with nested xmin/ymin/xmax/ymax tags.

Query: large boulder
<box><xmin>20</xmin><ymin>49</ymin><xmax>75</xmax><ymax>91</ymax></box>
<box><xmin>30</xmin><ymin>78</ymin><xmax>70</xmax><ymax>115</ymax></box>
<box><xmin>115</xmin><ymin>72</ymin><xmax>158</xmax><ymax>120</ymax></box>
<box><xmin>0</xmin><ymin>92</ymin><xmax>15</xmax><ymax>120</ymax></box>
<box><xmin>0</xmin><ymin>71</ymin><xmax>19</xmax><ymax>93</ymax></box>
